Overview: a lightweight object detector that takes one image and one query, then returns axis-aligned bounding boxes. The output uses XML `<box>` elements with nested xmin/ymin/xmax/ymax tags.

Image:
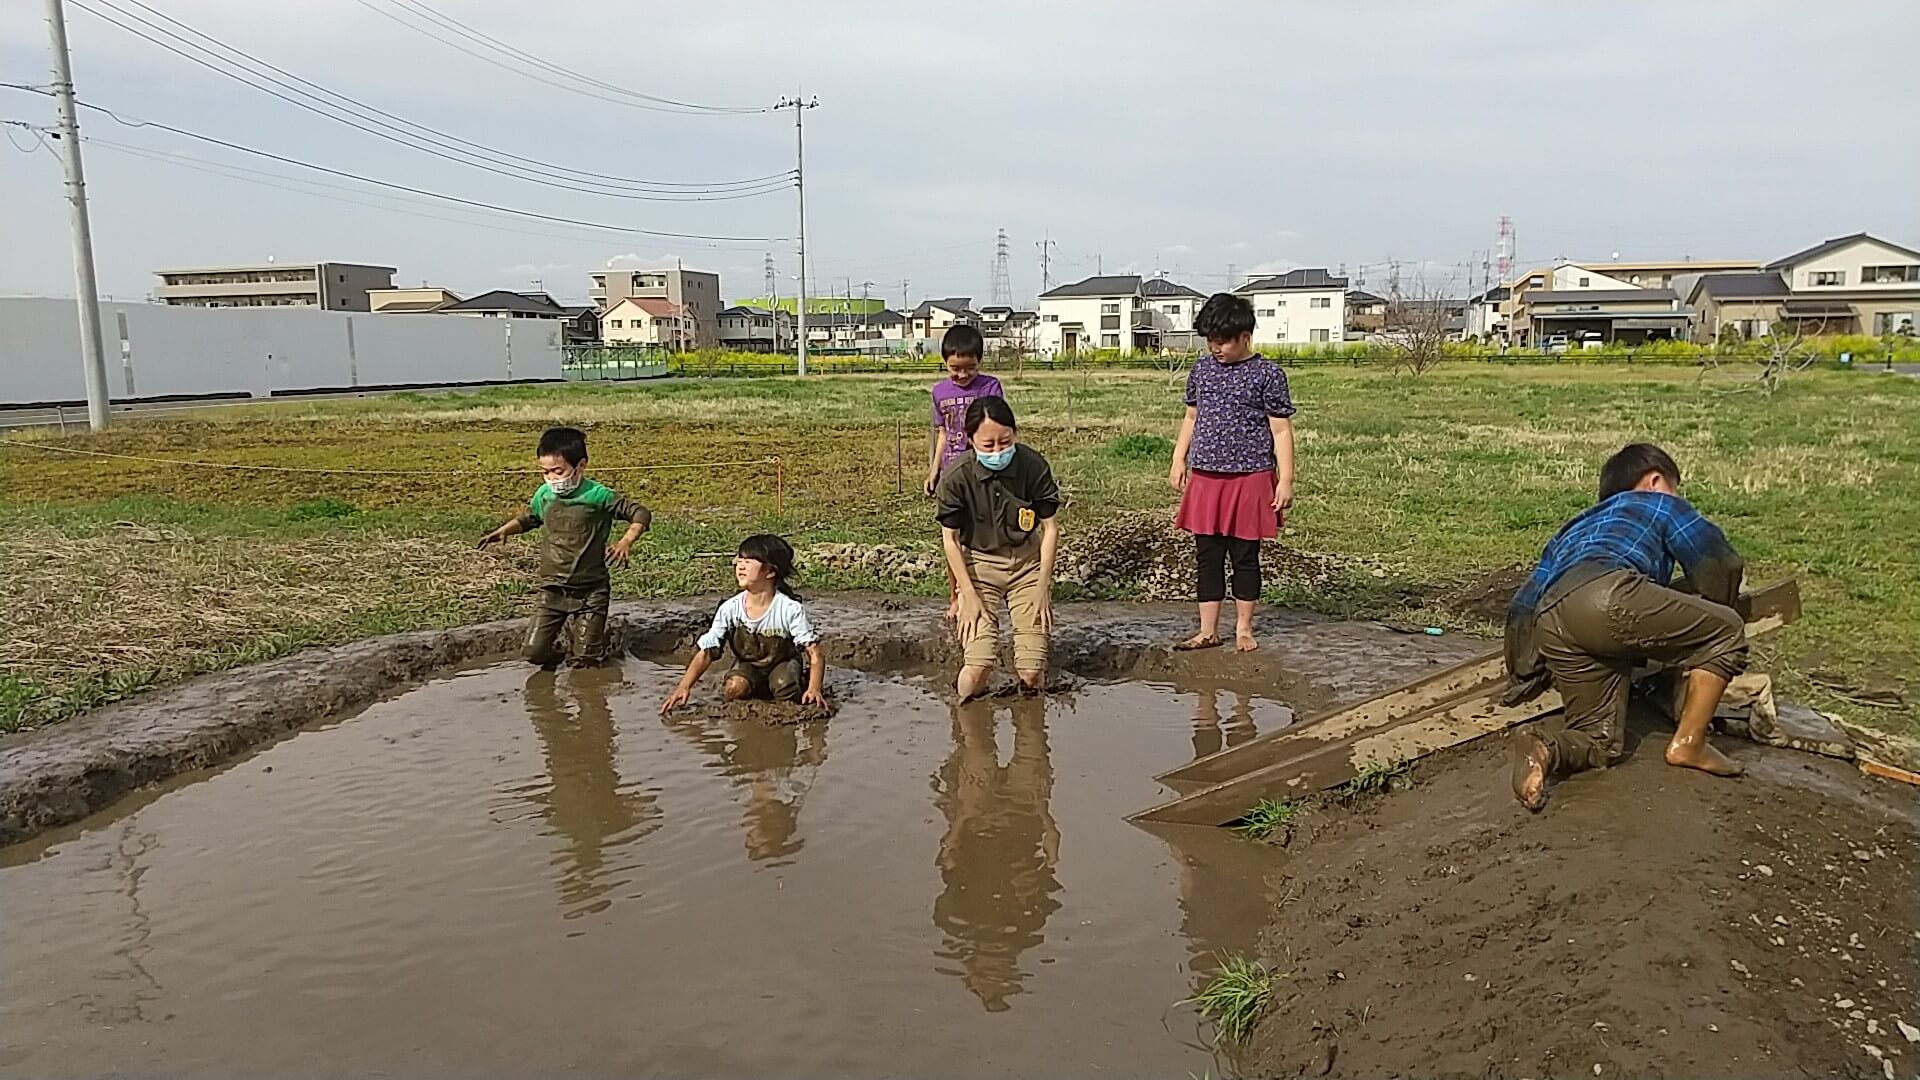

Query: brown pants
<box><xmin>960</xmin><ymin>545</ymin><xmax>1048</xmax><ymax>672</ymax></box>
<box><xmin>1537</xmin><ymin>569</ymin><xmax>1746</xmax><ymax>773</ymax></box>
<box><xmin>524</xmin><ymin>584</ymin><xmax>611</xmax><ymax>667</ymax></box>
<box><xmin>729</xmin><ymin>658</ymin><xmax>806</xmax><ymax>702</ymax></box>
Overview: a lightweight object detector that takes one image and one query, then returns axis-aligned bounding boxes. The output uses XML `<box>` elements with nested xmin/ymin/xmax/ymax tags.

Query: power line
<box><xmin>350</xmin><ymin>0</ymin><xmax>766</xmax><ymax>116</ymax></box>
<box><xmin>67</xmin><ymin>0</ymin><xmax>793</xmax><ymax>202</ymax></box>
<box><xmin>85</xmin><ymin>0</ymin><xmax>785</xmax><ymax>191</ymax></box>
<box><xmin>389</xmin><ymin>0</ymin><xmax>766</xmax><ymax>115</ymax></box>
<box><xmin>1</xmin><ymin>89</ymin><xmax>790</xmax><ymax>244</ymax></box>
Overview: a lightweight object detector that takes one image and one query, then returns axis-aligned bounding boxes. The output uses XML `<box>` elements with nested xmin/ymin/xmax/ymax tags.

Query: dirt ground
<box><xmin>1239</xmin><ymin>712</ymin><xmax>1919</xmax><ymax>1080</ymax></box>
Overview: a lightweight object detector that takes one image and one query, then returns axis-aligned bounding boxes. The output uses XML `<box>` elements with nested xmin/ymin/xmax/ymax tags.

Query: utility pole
<box><xmin>44</xmin><ymin>0</ymin><xmax>110</xmax><ymax>431</ymax></box>
<box><xmin>763</xmin><ymin>251</ymin><xmax>777</xmax><ymax>352</ymax></box>
<box><xmin>775</xmin><ymin>94</ymin><xmax>818</xmax><ymax>374</ymax></box>
<box><xmin>1036</xmin><ymin>233</ymin><xmax>1056</xmax><ymax>294</ymax></box>
<box><xmin>860</xmin><ymin>279</ymin><xmax>874</xmax><ymax>345</ymax></box>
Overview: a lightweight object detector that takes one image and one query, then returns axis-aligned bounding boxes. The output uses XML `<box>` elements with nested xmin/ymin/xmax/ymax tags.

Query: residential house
<box><xmin>368</xmin><ymin>286</ymin><xmax>461</xmax><ymax>313</ymax></box>
<box><xmin>558</xmin><ymin>305</ymin><xmax>600</xmax><ymax>346</ymax></box>
<box><xmin>444</xmin><ymin>289</ymin><xmax>570</xmax><ymax>319</ymax></box>
<box><xmin>1567</xmin><ymin>259</ymin><xmax>1759</xmax><ymax>291</ymax></box>
<box><xmin>601</xmin><ymin>297</ymin><xmax>688</xmax><ymax>349</ymax></box>
<box><xmin>1140</xmin><ymin>276</ymin><xmax>1207</xmax><ymax>353</ymax></box>
<box><xmin>1346</xmin><ymin>288</ymin><xmax>1387</xmax><ymax>335</ymax></box>
<box><xmin>909</xmin><ymin>297</ymin><xmax>978</xmax><ymax>341</ymax></box>
<box><xmin>1499</xmin><ymin>264</ymin><xmax>1691</xmax><ymax>345</ymax></box>
<box><xmin>589</xmin><ymin>266</ymin><xmax>721</xmax><ymax>348</ymax></box>
<box><xmin>1758</xmin><ymin>233</ymin><xmax>1920</xmax><ymax>337</ymax></box>
<box><xmin>1465</xmin><ymin>285</ymin><xmax>1509</xmax><ymax>342</ymax></box>
<box><xmin>1036</xmin><ymin>275</ymin><xmax>1165</xmax><ymax>355</ymax></box>
<box><xmin>717</xmin><ymin>305</ymin><xmax>794</xmax><ymax>353</ymax></box>
<box><xmin>802</xmin><ymin>309</ymin><xmax>909</xmax><ymax>352</ymax></box>
<box><xmin>1233</xmin><ymin>268</ymin><xmax>1348</xmax><ymax>346</ymax></box>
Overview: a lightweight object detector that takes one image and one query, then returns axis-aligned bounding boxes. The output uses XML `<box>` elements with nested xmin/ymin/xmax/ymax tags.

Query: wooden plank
<box><xmin>1130</xmin><ymin>689</ymin><xmax>1560</xmax><ymax>826</ymax></box>
<box><xmin>1153</xmin><ymin>577</ymin><xmax>1800</xmax><ymax>792</ymax></box>
<box><xmin>1154</xmin><ymin>649</ymin><xmax>1503</xmax><ymax>789</ymax></box>
<box><xmin>1130</xmin><ymin>578</ymin><xmax>1802</xmax><ymax>828</ymax></box>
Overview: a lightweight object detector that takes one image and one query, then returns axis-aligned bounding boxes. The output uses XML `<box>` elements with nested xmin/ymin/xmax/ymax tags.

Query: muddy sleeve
<box><xmin>514</xmin><ymin>487</ymin><xmax>549</xmax><ymax>532</ymax></box>
<box><xmin>934</xmin><ymin>469</ymin><xmax>970</xmax><ymax>530</ymax></box>
<box><xmin>1664</xmin><ymin>500</ymin><xmax>1744</xmax><ymax>610</ymax></box>
<box><xmin>609</xmin><ymin>493</ymin><xmax>652</xmax><ymax>529</ymax></box>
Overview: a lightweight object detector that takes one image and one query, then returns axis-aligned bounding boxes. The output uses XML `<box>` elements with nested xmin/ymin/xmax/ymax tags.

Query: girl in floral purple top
<box><xmin>1168</xmin><ymin>293</ymin><xmax>1296</xmax><ymax>652</ymax></box>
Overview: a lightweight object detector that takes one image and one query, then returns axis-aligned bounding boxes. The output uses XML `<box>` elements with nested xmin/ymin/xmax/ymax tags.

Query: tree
<box><xmin>1380</xmin><ymin>271</ymin><xmax>1460</xmax><ymax>377</ymax></box>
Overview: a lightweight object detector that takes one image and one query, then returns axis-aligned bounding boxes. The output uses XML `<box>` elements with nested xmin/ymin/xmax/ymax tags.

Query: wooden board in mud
<box><xmin>1129</xmin><ymin>578</ymin><xmax>1802</xmax><ymax>827</ymax></box>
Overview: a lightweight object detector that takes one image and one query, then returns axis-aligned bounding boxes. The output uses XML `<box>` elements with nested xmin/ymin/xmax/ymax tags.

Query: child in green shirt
<box><xmin>478</xmin><ymin>426</ymin><xmax>651</xmax><ymax>667</ymax></box>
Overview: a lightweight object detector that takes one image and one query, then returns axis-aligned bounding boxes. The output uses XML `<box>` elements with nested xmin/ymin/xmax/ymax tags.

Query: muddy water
<box><xmin>2</xmin><ymin>660</ymin><xmax>1299</xmax><ymax>1077</ymax></box>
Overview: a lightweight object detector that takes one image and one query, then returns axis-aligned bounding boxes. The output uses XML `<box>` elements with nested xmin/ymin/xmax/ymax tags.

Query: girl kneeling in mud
<box><xmin>660</xmin><ymin>534</ymin><xmax>828</xmax><ymax>714</ymax></box>
<box><xmin>934</xmin><ymin>396</ymin><xmax>1062</xmax><ymax>700</ymax></box>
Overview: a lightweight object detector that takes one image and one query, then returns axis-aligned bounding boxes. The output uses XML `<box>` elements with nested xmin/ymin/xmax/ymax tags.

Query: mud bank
<box><xmin>1238</xmin><ymin>717</ymin><xmax>1920</xmax><ymax>1079</ymax></box>
<box><xmin>0</xmin><ymin>596</ymin><xmax>1484</xmax><ymax>845</ymax></box>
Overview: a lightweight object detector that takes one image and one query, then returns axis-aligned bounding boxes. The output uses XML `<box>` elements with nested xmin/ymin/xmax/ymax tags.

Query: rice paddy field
<box><xmin>2</xmin><ymin>362</ymin><xmax>1915</xmax><ymax>735</ymax></box>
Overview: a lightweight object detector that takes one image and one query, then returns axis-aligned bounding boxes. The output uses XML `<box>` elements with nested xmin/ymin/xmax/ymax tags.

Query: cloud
<box><xmin>604</xmin><ymin>252</ymin><xmax>681</xmax><ymax>269</ymax></box>
<box><xmin>1161</xmin><ymin>243</ymin><xmax>1196</xmax><ymax>256</ymax></box>
<box><xmin>1247</xmin><ymin>259</ymin><xmax>1299</xmax><ymax>276</ymax></box>
<box><xmin>500</xmin><ymin>262</ymin><xmax>575</xmax><ymax>276</ymax></box>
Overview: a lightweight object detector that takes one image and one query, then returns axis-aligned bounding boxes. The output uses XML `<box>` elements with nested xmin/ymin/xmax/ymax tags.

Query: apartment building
<box><xmin>589</xmin><ymin>267</ymin><xmax>721</xmax><ymax>348</ymax></box>
<box><xmin>153</xmin><ymin>261</ymin><xmax>396</xmax><ymax>310</ymax></box>
<box><xmin>1233</xmin><ymin>268</ymin><xmax>1348</xmax><ymax>346</ymax></box>
<box><xmin>368</xmin><ymin>286</ymin><xmax>461</xmax><ymax>313</ymax></box>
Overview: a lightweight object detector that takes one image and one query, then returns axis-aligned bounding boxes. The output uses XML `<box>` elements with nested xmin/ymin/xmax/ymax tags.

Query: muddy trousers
<box><xmin>961</xmin><ymin>545</ymin><xmax>1048</xmax><ymax>673</ymax></box>
<box><xmin>728</xmin><ymin>658</ymin><xmax>806</xmax><ymax>702</ymax></box>
<box><xmin>1537</xmin><ymin>569</ymin><xmax>1747</xmax><ymax>774</ymax></box>
<box><xmin>1194</xmin><ymin>534</ymin><xmax>1260</xmax><ymax>603</ymax></box>
<box><xmin>524</xmin><ymin>584</ymin><xmax>611</xmax><ymax>667</ymax></box>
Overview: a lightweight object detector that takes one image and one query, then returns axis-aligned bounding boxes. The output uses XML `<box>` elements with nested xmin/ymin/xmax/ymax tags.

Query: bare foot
<box><xmin>1665</xmin><ymin>735</ymin><xmax>1745</xmax><ymax>777</ymax></box>
<box><xmin>1510</xmin><ymin>730</ymin><xmax>1552</xmax><ymax>811</ymax></box>
<box><xmin>1174</xmin><ymin>633</ymin><xmax>1222</xmax><ymax>651</ymax></box>
<box><xmin>1235</xmin><ymin>630</ymin><xmax>1258</xmax><ymax>652</ymax></box>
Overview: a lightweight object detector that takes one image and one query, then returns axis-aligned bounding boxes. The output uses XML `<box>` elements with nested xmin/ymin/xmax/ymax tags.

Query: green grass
<box><xmin>3</xmin><ymin>364</ymin><xmax>1917</xmax><ymax>735</ymax></box>
<box><xmin>1337</xmin><ymin>760</ymin><xmax>1416</xmax><ymax>804</ymax></box>
<box><xmin>1233</xmin><ymin>797</ymin><xmax>1301</xmax><ymax>841</ymax></box>
<box><xmin>1184</xmin><ymin>952</ymin><xmax>1283</xmax><ymax>1046</ymax></box>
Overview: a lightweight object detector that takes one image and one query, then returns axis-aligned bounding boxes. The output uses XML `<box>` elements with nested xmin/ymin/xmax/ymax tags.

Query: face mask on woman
<box><xmin>976</xmin><ymin>445</ymin><xmax>1015</xmax><ymax>472</ymax></box>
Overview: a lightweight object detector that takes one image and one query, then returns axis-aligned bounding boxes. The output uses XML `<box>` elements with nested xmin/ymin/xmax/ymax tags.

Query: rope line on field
<box><xmin>0</xmin><ymin>439</ymin><xmax>779</xmax><ymax>477</ymax></box>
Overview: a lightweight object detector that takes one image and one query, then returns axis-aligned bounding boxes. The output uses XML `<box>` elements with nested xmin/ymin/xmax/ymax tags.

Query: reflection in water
<box><xmin>1188</xmin><ymin>681</ymin><xmax>1260</xmax><ymax>761</ymax></box>
<box><xmin>930</xmin><ymin>697</ymin><xmax>1063</xmax><ymax>1013</ymax></box>
<box><xmin>659</xmin><ymin>705</ymin><xmax>829</xmax><ymax>864</ymax></box>
<box><xmin>522</xmin><ymin>666</ymin><xmax>663</xmax><ymax>916</ymax></box>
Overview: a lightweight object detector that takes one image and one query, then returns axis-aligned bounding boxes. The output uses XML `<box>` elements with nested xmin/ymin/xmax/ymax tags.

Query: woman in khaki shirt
<box><xmin>934</xmin><ymin>396</ymin><xmax>1062</xmax><ymax>700</ymax></box>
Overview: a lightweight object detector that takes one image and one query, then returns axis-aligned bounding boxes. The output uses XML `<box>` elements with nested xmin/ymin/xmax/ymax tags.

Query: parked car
<box><xmin>1544</xmin><ymin>333</ymin><xmax>1571</xmax><ymax>354</ymax></box>
<box><xmin>1579</xmin><ymin>332</ymin><xmax>1604</xmax><ymax>350</ymax></box>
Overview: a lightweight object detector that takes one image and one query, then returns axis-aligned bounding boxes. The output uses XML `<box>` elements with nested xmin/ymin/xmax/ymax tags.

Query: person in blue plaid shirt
<box><xmin>1505</xmin><ymin>443</ymin><xmax>1749</xmax><ymax>811</ymax></box>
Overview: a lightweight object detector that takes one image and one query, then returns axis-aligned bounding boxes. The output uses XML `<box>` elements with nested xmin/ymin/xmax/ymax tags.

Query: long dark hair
<box><xmin>738</xmin><ymin>533</ymin><xmax>801</xmax><ymax>600</ymax></box>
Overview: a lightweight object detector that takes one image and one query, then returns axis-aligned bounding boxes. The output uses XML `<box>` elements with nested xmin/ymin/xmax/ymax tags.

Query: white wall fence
<box><xmin>0</xmin><ymin>299</ymin><xmax>563</xmax><ymax>406</ymax></box>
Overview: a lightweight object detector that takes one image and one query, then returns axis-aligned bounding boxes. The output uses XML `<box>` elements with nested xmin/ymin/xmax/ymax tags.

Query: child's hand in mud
<box><xmin>801</xmin><ymin>687</ymin><xmax>828</xmax><ymax>709</ymax></box>
<box><xmin>658</xmin><ymin>688</ymin><xmax>691</xmax><ymax>716</ymax></box>
<box><xmin>609</xmin><ymin>537</ymin><xmax>635</xmax><ymax>567</ymax></box>
<box><xmin>476</xmin><ymin>529</ymin><xmax>504</xmax><ymax>550</ymax></box>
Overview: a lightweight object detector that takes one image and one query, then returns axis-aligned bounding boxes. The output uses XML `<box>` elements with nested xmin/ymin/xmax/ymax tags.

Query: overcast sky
<box><xmin>3</xmin><ymin>0</ymin><xmax>1916</xmax><ymax>306</ymax></box>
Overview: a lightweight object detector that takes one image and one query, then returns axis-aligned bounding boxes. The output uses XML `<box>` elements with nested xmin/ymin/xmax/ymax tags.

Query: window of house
<box><xmin>1862</xmin><ymin>264</ymin><xmax>1920</xmax><ymax>283</ymax></box>
<box><xmin>609</xmin><ymin>319</ymin><xmax>623</xmax><ymax>328</ymax></box>
<box><xmin>1276</xmin><ymin>299</ymin><xmax>1287</xmax><ymax>307</ymax></box>
<box><xmin>1101</xmin><ymin>302</ymin><xmax>1120</xmax><ymax>314</ymax></box>
<box><xmin>1578</xmin><ymin>276</ymin><xmax>1591</xmax><ymax>287</ymax></box>
<box><xmin>1164</xmin><ymin>304</ymin><xmax>1180</xmax><ymax>314</ymax></box>
<box><xmin>1809</xmin><ymin>270</ymin><xmax>1844</xmax><ymax>286</ymax></box>
<box><xmin>1101</xmin><ymin>314</ymin><xmax>1121</xmax><ymax>331</ymax></box>
<box><xmin>1259</xmin><ymin>309</ymin><xmax>1276</xmax><ymax>318</ymax></box>
<box><xmin>1044</xmin><ymin>314</ymin><xmax>1058</xmax><ymax>322</ymax></box>
<box><xmin>1311</xmin><ymin>329</ymin><xmax>1331</xmax><ymax>342</ymax></box>
<box><xmin>1311</xmin><ymin>297</ymin><xmax>1331</xmax><ymax>309</ymax></box>
<box><xmin>1100</xmin><ymin>333</ymin><xmax>1120</xmax><ymax>348</ymax></box>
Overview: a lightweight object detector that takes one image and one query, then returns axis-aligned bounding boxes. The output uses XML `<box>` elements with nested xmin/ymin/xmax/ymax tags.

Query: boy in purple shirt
<box><xmin>924</xmin><ymin>324</ymin><xmax>1006</xmax><ymax>496</ymax></box>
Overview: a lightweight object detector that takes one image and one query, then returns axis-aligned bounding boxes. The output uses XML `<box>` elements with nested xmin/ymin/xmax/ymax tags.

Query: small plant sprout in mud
<box><xmin>1337</xmin><ymin>759</ymin><xmax>1414</xmax><ymax>804</ymax></box>
<box><xmin>1184</xmin><ymin>952</ymin><xmax>1283</xmax><ymax>1047</ymax></box>
<box><xmin>1234</xmin><ymin>797</ymin><xmax>1299</xmax><ymax>841</ymax></box>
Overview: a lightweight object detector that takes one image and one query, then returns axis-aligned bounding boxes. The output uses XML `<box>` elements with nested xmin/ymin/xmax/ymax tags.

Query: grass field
<box><xmin>3</xmin><ymin>363</ymin><xmax>1916</xmax><ymax>736</ymax></box>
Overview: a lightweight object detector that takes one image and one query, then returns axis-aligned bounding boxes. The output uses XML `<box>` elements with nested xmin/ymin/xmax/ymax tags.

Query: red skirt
<box><xmin>1176</xmin><ymin>469</ymin><xmax>1279</xmax><ymax>541</ymax></box>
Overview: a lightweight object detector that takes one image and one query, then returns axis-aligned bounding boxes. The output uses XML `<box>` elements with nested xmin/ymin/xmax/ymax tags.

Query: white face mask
<box><xmin>547</xmin><ymin>471</ymin><xmax>581</xmax><ymax>496</ymax></box>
